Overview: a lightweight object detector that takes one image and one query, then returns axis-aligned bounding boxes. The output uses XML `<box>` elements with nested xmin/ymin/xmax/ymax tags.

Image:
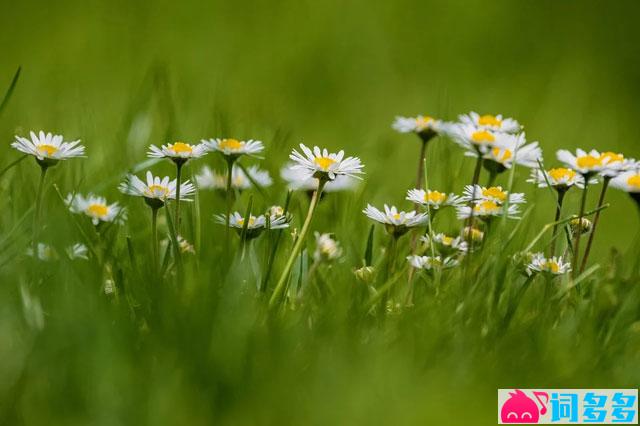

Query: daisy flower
<box><xmin>147</xmin><ymin>141</ymin><xmax>207</xmax><ymax>164</ymax></box>
<box><xmin>463</xmin><ymin>226</ymin><xmax>485</xmax><ymax>244</ymax></box>
<box><xmin>119</xmin><ymin>171</ymin><xmax>196</xmax><ymax>209</ymax></box>
<box><xmin>611</xmin><ymin>169</ymin><xmax>640</xmax><ymax>207</ymax></box>
<box><xmin>461</xmin><ymin>185</ymin><xmax>526</xmax><ymax>205</ymax></box>
<box><xmin>280</xmin><ymin>163</ymin><xmax>357</xmax><ymax>192</ymax></box>
<box><xmin>313</xmin><ymin>232</ymin><xmax>343</xmax><ymax>262</ymax></box>
<box><xmin>456</xmin><ymin>200</ymin><xmax>520</xmax><ymax>220</ymax></box>
<box><xmin>176</xmin><ymin>236</ymin><xmax>196</xmax><ymax>254</ymax></box>
<box><xmin>26</xmin><ymin>243</ymin><xmax>57</xmax><ymax>261</ymax></box>
<box><xmin>526</xmin><ymin>253</ymin><xmax>571</xmax><ymax>276</ymax></box>
<box><xmin>202</xmin><ymin>138</ymin><xmax>264</xmax><ymax>158</ymax></box>
<box><xmin>362</xmin><ymin>204</ymin><xmax>428</xmax><ymax>236</ymax></box>
<box><xmin>65</xmin><ymin>193</ymin><xmax>126</xmax><ymax>226</ymax></box>
<box><xmin>289</xmin><ymin>144</ymin><xmax>364</xmax><ymax>182</ymax></box>
<box><xmin>215</xmin><ymin>211</ymin><xmax>289</xmax><ymax>240</ymax></box>
<box><xmin>407</xmin><ymin>255</ymin><xmax>459</xmax><ymax>270</ymax></box>
<box><xmin>527</xmin><ymin>167</ymin><xmax>590</xmax><ymax>190</ymax></box>
<box><xmin>556</xmin><ymin>149</ymin><xmax>609</xmax><ymax>176</ymax></box>
<box><xmin>597</xmin><ymin>152</ymin><xmax>636</xmax><ymax>177</ymax></box>
<box><xmin>195</xmin><ymin>165</ymin><xmax>272</xmax><ymax>190</ymax></box>
<box><xmin>12</xmin><ymin>131</ymin><xmax>85</xmax><ymax>167</ymax></box>
<box><xmin>421</xmin><ymin>233</ymin><xmax>468</xmax><ymax>254</ymax></box>
<box><xmin>66</xmin><ymin>243</ymin><xmax>89</xmax><ymax>260</ymax></box>
<box><xmin>459</xmin><ymin>112</ymin><xmax>522</xmax><ymax>134</ymax></box>
<box><xmin>446</xmin><ymin>123</ymin><xmax>502</xmax><ymax>155</ymax></box>
<box><xmin>482</xmin><ymin>132</ymin><xmax>543</xmax><ymax>171</ymax></box>
<box><xmin>406</xmin><ymin>189</ymin><xmax>464</xmax><ymax>210</ymax></box>
<box><xmin>392</xmin><ymin>115</ymin><xmax>448</xmax><ymax>140</ymax></box>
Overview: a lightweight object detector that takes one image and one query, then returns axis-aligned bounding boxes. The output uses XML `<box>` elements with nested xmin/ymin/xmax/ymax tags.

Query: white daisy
<box><xmin>65</xmin><ymin>193</ymin><xmax>126</xmax><ymax>225</ymax></box>
<box><xmin>456</xmin><ymin>200</ymin><xmax>520</xmax><ymax>220</ymax></box>
<box><xmin>289</xmin><ymin>144</ymin><xmax>364</xmax><ymax>182</ymax></box>
<box><xmin>407</xmin><ymin>255</ymin><xmax>459</xmax><ymax>270</ymax></box>
<box><xmin>406</xmin><ymin>188</ymin><xmax>464</xmax><ymax>210</ymax></box>
<box><xmin>597</xmin><ymin>152</ymin><xmax>636</xmax><ymax>178</ymax></box>
<box><xmin>202</xmin><ymin>138</ymin><xmax>264</xmax><ymax>158</ymax></box>
<box><xmin>363</xmin><ymin>204</ymin><xmax>428</xmax><ymax>236</ymax></box>
<box><xmin>12</xmin><ymin>131</ymin><xmax>85</xmax><ymax>165</ymax></box>
<box><xmin>461</xmin><ymin>185</ymin><xmax>526</xmax><ymax>205</ymax></box>
<box><xmin>392</xmin><ymin>115</ymin><xmax>449</xmax><ymax>137</ymax></box>
<box><xmin>527</xmin><ymin>167</ymin><xmax>589</xmax><ymax>190</ymax></box>
<box><xmin>459</xmin><ymin>112</ymin><xmax>522</xmax><ymax>133</ymax></box>
<box><xmin>66</xmin><ymin>243</ymin><xmax>89</xmax><ymax>260</ymax></box>
<box><xmin>280</xmin><ymin>163</ymin><xmax>358</xmax><ymax>192</ymax></box>
<box><xmin>446</xmin><ymin>123</ymin><xmax>501</xmax><ymax>155</ymax></box>
<box><xmin>195</xmin><ymin>165</ymin><xmax>272</xmax><ymax>190</ymax></box>
<box><xmin>482</xmin><ymin>132</ymin><xmax>543</xmax><ymax>170</ymax></box>
<box><xmin>526</xmin><ymin>253</ymin><xmax>571</xmax><ymax>276</ymax></box>
<box><xmin>176</xmin><ymin>236</ymin><xmax>196</xmax><ymax>254</ymax></box>
<box><xmin>147</xmin><ymin>141</ymin><xmax>207</xmax><ymax>164</ymax></box>
<box><xmin>556</xmin><ymin>149</ymin><xmax>607</xmax><ymax>176</ymax></box>
<box><xmin>215</xmin><ymin>211</ymin><xmax>289</xmax><ymax>239</ymax></box>
<box><xmin>313</xmin><ymin>232</ymin><xmax>343</xmax><ymax>262</ymax></box>
<box><xmin>26</xmin><ymin>243</ymin><xmax>57</xmax><ymax>261</ymax></box>
<box><xmin>611</xmin><ymin>170</ymin><xmax>640</xmax><ymax>194</ymax></box>
<box><xmin>119</xmin><ymin>171</ymin><xmax>196</xmax><ymax>208</ymax></box>
<box><xmin>421</xmin><ymin>233</ymin><xmax>468</xmax><ymax>254</ymax></box>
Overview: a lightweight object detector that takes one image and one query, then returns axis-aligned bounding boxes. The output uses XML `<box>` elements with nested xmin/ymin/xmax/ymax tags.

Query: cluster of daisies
<box><xmin>9</xmin><ymin>110</ymin><xmax>640</xmax><ymax>302</ymax></box>
<box><xmin>388</xmin><ymin>112</ymin><xmax>640</xmax><ymax>278</ymax></box>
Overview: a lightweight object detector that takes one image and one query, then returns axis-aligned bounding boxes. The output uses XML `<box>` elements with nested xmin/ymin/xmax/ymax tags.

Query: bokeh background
<box><xmin>1</xmin><ymin>0</ymin><xmax>640</xmax><ymax>424</ymax></box>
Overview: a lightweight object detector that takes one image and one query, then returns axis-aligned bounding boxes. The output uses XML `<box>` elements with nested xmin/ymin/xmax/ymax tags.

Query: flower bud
<box><xmin>354</xmin><ymin>266</ymin><xmax>375</xmax><ymax>284</ymax></box>
<box><xmin>570</xmin><ymin>217</ymin><xmax>592</xmax><ymax>235</ymax></box>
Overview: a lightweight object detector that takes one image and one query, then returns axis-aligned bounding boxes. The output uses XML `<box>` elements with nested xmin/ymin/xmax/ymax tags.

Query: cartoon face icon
<box><xmin>501</xmin><ymin>390</ymin><xmax>548</xmax><ymax>424</ymax></box>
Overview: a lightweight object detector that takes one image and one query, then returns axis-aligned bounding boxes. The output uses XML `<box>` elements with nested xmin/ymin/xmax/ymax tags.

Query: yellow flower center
<box><xmin>548</xmin><ymin>261</ymin><xmax>560</xmax><ymax>273</ymax></box>
<box><xmin>576</xmin><ymin>155</ymin><xmax>602</xmax><ymax>169</ymax></box>
<box><xmin>392</xmin><ymin>213</ymin><xmax>401</xmax><ymax>220</ymax></box>
<box><xmin>491</xmin><ymin>147</ymin><xmax>512</xmax><ymax>162</ymax></box>
<box><xmin>314</xmin><ymin>156</ymin><xmax>336</xmax><ymax>171</ymax></box>
<box><xmin>628</xmin><ymin>175</ymin><xmax>640</xmax><ymax>189</ymax></box>
<box><xmin>147</xmin><ymin>184</ymin><xmax>170</xmax><ymax>198</ymax></box>
<box><xmin>600</xmin><ymin>151</ymin><xmax>624</xmax><ymax>164</ymax></box>
<box><xmin>478</xmin><ymin>114</ymin><xmax>502</xmax><ymax>127</ymax></box>
<box><xmin>475</xmin><ymin>200</ymin><xmax>500</xmax><ymax>213</ymax></box>
<box><xmin>233</xmin><ymin>176</ymin><xmax>245</xmax><ymax>186</ymax></box>
<box><xmin>471</xmin><ymin>130</ymin><xmax>495</xmax><ymax>144</ymax></box>
<box><xmin>482</xmin><ymin>187</ymin><xmax>507</xmax><ymax>202</ymax></box>
<box><xmin>441</xmin><ymin>236</ymin><xmax>454</xmax><ymax>246</ymax></box>
<box><xmin>548</xmin><ymin>168</ymin><xmax>576</xmax><ymax>182</ymax></box>
<box><xmin>415</xmin><ymin>116</ymin><xmax>433</xmax><ymax>128</ymax></box>
<box><xmin>237</xmin><ymin>216</ymin><xmax>256</xmax><ymax>227</ymax></box>
<box><xmin>37</xmin><ymin>144</ymin><xmax>58</xmax><ymax>156</ymax></box>
<box><xmin>425</xmin><ymin>191</ymin><xmax>447</xmax><ymax>204</ymax></box>
<box><xmin>87</xmin><ymin>203</ymin><xmax>108</xmax><ymax>218</ymax></box>
<box><xmin>219</xmin><ymin>138</ymin><xmax>245</xmax><ymax>151</ymax></box>
<box><xmin>170</xmin><ymin>142</ymin><xmax>193</xmax><ymax>154</ymax></box>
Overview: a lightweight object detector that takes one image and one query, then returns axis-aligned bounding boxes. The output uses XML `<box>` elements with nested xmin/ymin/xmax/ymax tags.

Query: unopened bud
<box><xmin>354</xmin><ymin>266</ymin><xmax>375</xmax><ymax>284</ymax></box>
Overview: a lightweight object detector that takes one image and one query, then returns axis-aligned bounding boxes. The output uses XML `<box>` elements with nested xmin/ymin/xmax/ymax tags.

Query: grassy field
<box><xmin>1</xmin><ymin>1</ymin><xmax>640</xmax><ymax>425</ymax></box>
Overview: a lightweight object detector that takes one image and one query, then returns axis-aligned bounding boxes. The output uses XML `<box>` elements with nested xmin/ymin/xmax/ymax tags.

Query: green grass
<box><xmin>1</xmin><ymin>1</ymin><xmax>640</xmax><ymax>425</ymax></box>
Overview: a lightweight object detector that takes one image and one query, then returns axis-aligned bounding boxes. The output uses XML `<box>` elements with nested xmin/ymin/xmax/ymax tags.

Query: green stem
<box><xmin>465</xmin><ymin>154</ymin><xmax>484</xmax><ymax>248</ymax></box>
<box><xmin>572</xmin><ymin>178</ymin><xmax>589</xmax><ymax>278</ymax></box>
<box><xmin>580</xmin><ymin>177</ymin><xmax>610</xmax><ymax>273</ymax></box>
<box><xmin>225</xmin><ymin>157</ymin><xmax>236</xmax><ymax>255</ymax></box>
<box><xmin>415</xmin><ymin>140</ymin><xmax>428</xmax><ymax>191</ymax></box>
<box><xmin>549</xmin><ymin>190</ymin><xmax>566</xmax><ymax>257</ymax></box>
<box><xmin>269</xmin><ymin>179</ymin><xmax>326</xmax><ymax>307</ymax></box>
<box><xmin>174</xmin><ymin>161</ymin><xmax>183</xmax><ymax>232</ymax></box>
<box><xmin>151</xmin><ymin>207</ymin><xmax>159</xmax><ymax>272</ymax></box>
<box><xmin>32</xmin><ymin>166</ymin><xmax>48</xmax><ymax>251</ymax></box>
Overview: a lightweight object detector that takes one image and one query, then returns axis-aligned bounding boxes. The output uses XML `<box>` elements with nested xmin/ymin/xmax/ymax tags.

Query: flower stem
<box><xmin>32</xmin><ymin>165</ymin><xmax>48</xmax><ymax>251</ymax></box>
<box><xmin>225</xmin><ymin>157</ymin><xmax>236</xmax><ymax>256</ymax></box>
<box><xmin>572</xmin><ymin>178</ymin><xmax>590</xmax><ymax>278</ymax></box>
<box><xmin>269</xmin><ymin>179</ymin><xmax>326</xmax><ymax>307</ymax></box>
<box><xmin>580</xmin><ymin>177</ymin><xmax>610</xmax><ymax>273</ymax></box>
<box><xmin>549</xmin><ymin>189</ymin><xmax>566</xmax><ymax>257</ymax></box>
<box><xmin>415</xmin><ymin>140</ymin><xmax>428</xmax><ymax>191</ymax></box>
<box><xmin>151</xmin><ymin>207</ymin><xmax>159</xmax><ymax>271</ymax></box>
<box><xmin>465</xmin><ymin>154</ymin><xmax>484</xmax><ymax>246</ymax></box>
<box><xmin>174</xmin><ymin>161</ymin><xmax>183</xmax><ymax>231</ymax></box>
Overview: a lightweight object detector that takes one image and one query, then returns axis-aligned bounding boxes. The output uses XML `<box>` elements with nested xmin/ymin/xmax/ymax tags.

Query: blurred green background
<box><xmin>1</xmin><ymin>0</ymin><xmax>640</xmax><ymax>425</ymax></box>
